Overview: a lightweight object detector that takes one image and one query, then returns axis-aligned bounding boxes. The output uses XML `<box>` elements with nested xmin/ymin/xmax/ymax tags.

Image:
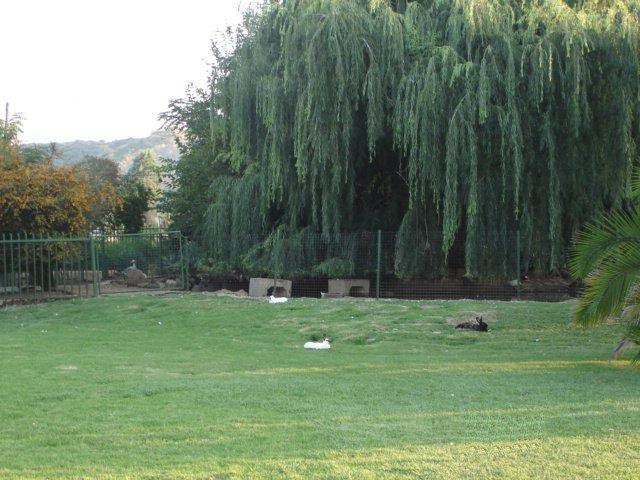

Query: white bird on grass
<box><xmin>268</xmin><ymin>295</ymin><xmax>288</xmax><ymax>304</ymax></box>
<box><xmin>304</xmin><ymin>338</ymin><xmax>331</xmax><ymax>350</ymax></box>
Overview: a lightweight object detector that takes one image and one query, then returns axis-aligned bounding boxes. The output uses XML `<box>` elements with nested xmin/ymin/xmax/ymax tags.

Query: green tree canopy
<box><xmin>75</xmin><ymin>155</ymin><xmax>121</xmax><ymax>187</ymax></box>
<box><xmin>127</xmin><ymin>149</ymin><xmax>163</xmax><ymax>201</ymax></box>
<box><xmin>74</xmin><ymin>156</ymin><xmax>123</xmax><ymax>231</ymax></box>
<box><xmin>114</xmin><ymin>178</ymin><xmax>153</xmax><ymax>234</ymax></box>
<box><xmin>164</xmin><ymin>0</ymin><xmax>640</xmax><ymax>279</ymax></box>
<box><xmin>20</xmin><ymin>143</ymin><xmax>63</xmax><ymax>164</ymax></box>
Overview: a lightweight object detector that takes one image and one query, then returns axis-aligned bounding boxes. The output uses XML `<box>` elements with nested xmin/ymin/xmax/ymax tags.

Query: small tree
<box><xmin>1</xmin><ymin>114</ymin><xmax>98</xmax><ymax>235</ymax></box>
<box><xmin>0</xmin><ymin>159</ymin><xmax>93</xmax><ymax>235</ymax></box>
<box><xmin>20</xmin><ymin>143</ymin><xmax>63</xmax><ymax>164</ymax></box>
<box><xmin>114</xmin><ymin>178</ymin><xmax>152</xmax><ymax>233</ymax></box>
<box><xmin>127</xmin><ymin>149</ymin><xmax>162</xmax><ymax>201</ymax></box>
<box><xmin>74</xmin><ymin>156</ymin><xmax>122</xmax><ymax>231</ymax></box>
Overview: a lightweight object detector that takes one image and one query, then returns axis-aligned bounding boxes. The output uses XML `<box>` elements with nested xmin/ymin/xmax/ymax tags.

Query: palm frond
<box><xmin>629</xmin><ymin>167</ymin><xmax>640</xmax><ymax>201</ymax></box>
<box><xmin>569</xmin><ymin>206</ymin><xmax>640</xmax><ymax>279</ymax></box>
<box><xmin>573</xmin><ymin>243</ymin><xmax>640</xmax><ymax>327</ymax></box>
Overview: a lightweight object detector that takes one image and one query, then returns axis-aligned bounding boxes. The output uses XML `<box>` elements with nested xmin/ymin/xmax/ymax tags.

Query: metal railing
<box><xmin>1</xmin><ymin>234</ymin><xmax>97</xmax><ymax>306</ymax></box>
<box><xmin>1</xmin><ymin>228</ymin><xmax>576</xmax><ymax>304</ymax></box>
<box><xmin>1</xmin><ymin>232</ymin><xmax>186</xmax><ymax>306</ymax></box>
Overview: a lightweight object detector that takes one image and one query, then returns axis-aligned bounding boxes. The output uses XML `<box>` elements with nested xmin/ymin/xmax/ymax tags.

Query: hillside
<box><xmin>39</xmin><ymin>130</ymin><xmax>179</xmax><ymax>173</ymax></box>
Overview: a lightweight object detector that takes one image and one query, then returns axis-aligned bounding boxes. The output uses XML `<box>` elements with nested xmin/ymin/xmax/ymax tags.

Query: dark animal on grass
<box><xmin>455</xmin><ymin>316</ymin><xmax>489</xmax><ymax>332</ymax></box>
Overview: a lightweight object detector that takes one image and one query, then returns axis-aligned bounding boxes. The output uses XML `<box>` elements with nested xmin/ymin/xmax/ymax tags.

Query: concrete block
<box><xmin>328</xmin><ymin>279</ymin><xmax>370</xmax><ymax>297</ymax></box>
<box><xmin>249</xmin><ymin>278</ymin><xmax>292</xmax><ymax>298</ymax></box>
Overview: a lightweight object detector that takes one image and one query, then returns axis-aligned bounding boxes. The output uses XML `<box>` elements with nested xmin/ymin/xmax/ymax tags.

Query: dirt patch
<box><xmin>212</xmin><ymin>289</ymin><xmax>249</xmax><ymax>298</ymax></box>
<box><xmin>419</xmin><ymin>304</ymin><xmax>438</xmax><ymax>310</ymax></box>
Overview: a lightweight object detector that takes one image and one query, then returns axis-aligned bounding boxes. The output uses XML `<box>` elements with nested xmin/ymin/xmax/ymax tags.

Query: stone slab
<box><xmin>249</xmin><ymin>278</ymin><xmax>292</xmax><ymax>298</ymax></box>
<box><xmin>327</xmin><ymin>279</ymin><xmax>370</xmax><ymax>297</ymax></box>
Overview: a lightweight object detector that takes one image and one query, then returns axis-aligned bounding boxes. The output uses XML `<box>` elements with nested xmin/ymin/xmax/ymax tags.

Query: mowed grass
<box><xmin>0</xmin><ymin>294</ymin><xmax>638</xmax><ymax>479</ymax></box>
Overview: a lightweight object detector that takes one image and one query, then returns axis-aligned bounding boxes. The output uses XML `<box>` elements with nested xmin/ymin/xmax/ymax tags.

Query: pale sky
<box><xmin>1</xmin><ymin>0</ymin><xmax>248</xmax><ymax>143</ymax></box>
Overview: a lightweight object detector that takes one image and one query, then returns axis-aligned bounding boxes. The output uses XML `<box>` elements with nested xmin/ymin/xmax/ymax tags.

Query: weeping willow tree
<box><xmin>164</xmin><ymin>0</ymin><xmax>640</xmax><ymax>279</ymax></box>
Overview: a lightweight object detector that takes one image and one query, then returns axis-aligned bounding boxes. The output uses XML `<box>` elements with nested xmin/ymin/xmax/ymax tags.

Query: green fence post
<box><xmin>516</xmin><ymin>228</ymin><xmax>521</xmax><ymax>299</ymax></box>
<box><xmin>1</xmin><ymin>233</ymin><xmax>6</xmax><ymax>305</ymax></box>
<box><xmin>376</xmin><ymin>230</ymin><xmax>382</xmax><ymax>300</ymax></box>
<box><xmin>38</xmin><ymin>235</ymin><xmax>44</xmax><ymax>301</ymax></box>
<box><xmin>90</xmin><ymin>235</ymin><xmax>98</xmax><ymax>297</ymax></box>
<box><xmin>47</xmin><ymin>239</ymin><xmax>52</xmax><ymax>299</ymax></box>
<box><xmin>100</xmin><ymin>235</ymin><xmax>106</xmax><ymax>278</ymax></box>
<box><xmin>9</xmin><ymin>233</ymin><xmax>14</xmax><ymax>294</ymax></box>
<box><xmin>178</xmin><ymin>233</ymin><xmax>186</xmax><ymax>290</ymax></box>
<box><xmin>17</xmin><ymin>232</ymin><xmax>22</xmax><ymax>294</ymax></box>
<box><xmin>32</xmin><ymin>234</ymin><xmax>37</xmax><ymax>302</ymax></box>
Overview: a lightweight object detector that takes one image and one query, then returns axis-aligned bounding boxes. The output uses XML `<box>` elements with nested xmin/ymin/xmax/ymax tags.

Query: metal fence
<box><xmin>1</xmin><ymin>234</ymin><xmax>97</xmax><ymax>306</ymax></box>
<box><xmin>1</xmin><ymin>229</ymin><xmax>577</xmax><ymax>305</ymax></box>
<box><xmin>0</xmin><ymin>232</ymin><xmax>186</xmax><ymax>306</ymax></box>
<box><xmin>97</xmin><ymin>231</ymin><xmax>185</xmax><ymax>294</ymax></box>
<box><xmin>194</xmin><ymin>230</ymin><xmax>578</xmax><ymax>302</ymax></box>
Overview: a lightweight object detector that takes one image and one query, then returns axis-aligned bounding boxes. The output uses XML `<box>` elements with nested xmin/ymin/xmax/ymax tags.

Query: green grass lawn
<box><xmin>0</xmin><ymin>294</ymin><xmax>638</xmax><ymax>479</ymax></box>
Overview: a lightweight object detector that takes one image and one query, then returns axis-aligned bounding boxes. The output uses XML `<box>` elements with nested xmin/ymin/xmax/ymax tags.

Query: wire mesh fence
<box><xmin>0</xmin><ymin>232</ymin><xmax>186</xmax><ymax>306</ymax></box>
<box><xmin>193</xmin><ymin>230</ymin><xmax>578</xmax><ymax>302</ymax></box>
<box><xmin>1</xmin><ymin>229</ymin><xmax>577</xmax><ymax>305</ymax></box>
<box><xmin>96</xmin><ymin>231</ymin><xmax>185</xmax><ymax>294</ymax></box>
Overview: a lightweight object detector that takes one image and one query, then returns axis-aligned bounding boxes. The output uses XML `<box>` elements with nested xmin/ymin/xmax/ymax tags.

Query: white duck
<box><xmin>268</xmin><ymin>295</ymin><xmax>288</xmax><ymax>304</ymax></box>
<box><xmin>304</xmin><ymin>338</ymin><xmax>331</xmax><ymax>350</ymax></box>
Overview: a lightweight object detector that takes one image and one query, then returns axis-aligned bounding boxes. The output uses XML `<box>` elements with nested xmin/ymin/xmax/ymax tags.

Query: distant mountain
<box><xmin>36</xmin><ymin>130</ymin><xmax>179</xmax><ymax>173</ymax></box>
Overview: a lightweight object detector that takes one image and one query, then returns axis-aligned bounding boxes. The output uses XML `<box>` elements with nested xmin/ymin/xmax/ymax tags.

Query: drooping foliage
<box><xmin>164</xmin><ymin>0</ymin><xmax>640</xmax><ymax>279</ymax></box>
